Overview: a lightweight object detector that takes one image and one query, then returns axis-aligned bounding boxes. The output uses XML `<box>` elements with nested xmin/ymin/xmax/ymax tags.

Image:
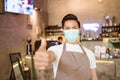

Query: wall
<box><xmin>48</xmin><ymin>0</ymin><xmax>120</xmax><ymax>39</ymax></box>
<box><xmin>0</xmin><ymin>0</ymin><xmax>48</xmax><ymax>80</ymax></box>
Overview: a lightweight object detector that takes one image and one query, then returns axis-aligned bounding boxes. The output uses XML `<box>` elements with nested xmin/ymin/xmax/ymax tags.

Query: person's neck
<box><xmin>66</xmin><ymin>40</ymin><xmax>79</xmax><ymax>45</ymax></box>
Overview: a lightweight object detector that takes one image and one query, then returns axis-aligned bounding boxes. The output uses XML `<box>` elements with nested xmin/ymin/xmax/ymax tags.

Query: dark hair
<box><xmin>58</xmin><ymin>36</ymin><xmax>63</xmax><ymax>40</ymax></box>
<box><xmin>62</xmin><ymin>14</ymin><xmax>80</xmax><ymax>28</ymax></box>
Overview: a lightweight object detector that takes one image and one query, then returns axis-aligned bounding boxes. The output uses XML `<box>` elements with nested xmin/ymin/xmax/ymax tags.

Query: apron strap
<box><xmin>79</xmin><ymin>44</ymin><xmax>87</xmax><ymax>54</ymax></box>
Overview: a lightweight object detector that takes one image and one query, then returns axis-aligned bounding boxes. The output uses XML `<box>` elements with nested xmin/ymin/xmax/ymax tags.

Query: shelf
<box><xmin>101</xmin><ymin>26</ymin><xmax>120</xmax><ymax>38</ymax></box>
<box><xmin>81</xmin><ymin>40</ymin><xmax>102</xmax><ymax>41</ymax></box>
<box><xmin>45</xmin><ymin>25</ymin><xmax>63</xmax><ymax>36</ymax></box>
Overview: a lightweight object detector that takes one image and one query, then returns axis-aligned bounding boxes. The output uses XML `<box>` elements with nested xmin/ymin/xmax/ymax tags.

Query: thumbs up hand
<box><xmin>34</xmin><ymin>38</ymin><xmax>49</xmax><ymax>70</ymax></box>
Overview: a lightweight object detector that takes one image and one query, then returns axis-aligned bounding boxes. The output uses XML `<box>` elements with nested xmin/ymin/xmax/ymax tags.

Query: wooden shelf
<box><xmin>101</xmin><ymin>26</ymin><xmax>120</xmax><ymax>38</ymax></box>
<box><xmin>45</xmin><ymin>25</ymin><xmax>63</xmax><ymax>36</ymax></box>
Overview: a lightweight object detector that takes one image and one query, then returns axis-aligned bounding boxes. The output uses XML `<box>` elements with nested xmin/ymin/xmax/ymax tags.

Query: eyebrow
<box><xmin>64</xmin><ymin>26</ymin><xmax>79</xmax><ymax>29</ymax></box>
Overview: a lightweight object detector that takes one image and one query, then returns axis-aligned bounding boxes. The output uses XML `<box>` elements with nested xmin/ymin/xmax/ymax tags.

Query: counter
<box><xmin>96</xmin><ymin>58</ymin><xmax>120</xmax><ymax>80</ymax></box>
<box><xmin>25</xmin><ymin>55</ymin><xmax>120</xmax><ymax>80</ymax></box>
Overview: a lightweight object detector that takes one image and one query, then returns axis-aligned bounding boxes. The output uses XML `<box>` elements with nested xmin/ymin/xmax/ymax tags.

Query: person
<box><xmin>57</xmin><ymin>36</ymin><xmax>63</xmax><ymax>45</ymax></box>
<box><xmin>26</xmin><ymin>37</ymin><xmax>32</xmax><ymax>55</ymax></box>
<box><xmin>34</xmin><ymin>14</ymin><xmax>98</xmax><ymax>80</ymax></box>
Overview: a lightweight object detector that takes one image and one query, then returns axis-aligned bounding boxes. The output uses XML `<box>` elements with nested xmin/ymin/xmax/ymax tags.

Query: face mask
<box><xmin>64</xmin><ymin>29</ymin><xmax>79</xmax><ymax>42</ymax></box>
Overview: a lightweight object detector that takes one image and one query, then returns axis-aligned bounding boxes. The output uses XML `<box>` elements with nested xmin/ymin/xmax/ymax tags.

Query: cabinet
<box><xmin>45</xmin><ymin>25</ymin><xmax>63</xmax><ymax>36</ymax></box>
<box><xmin>101</xmin><ymin>26</ymin><xmax>120</xmax><ymax>38</ymax></box>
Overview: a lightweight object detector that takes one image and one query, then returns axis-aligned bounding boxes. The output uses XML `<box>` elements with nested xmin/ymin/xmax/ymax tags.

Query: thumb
<box><xmin>38</xmin><ymin>37</ymin><xmax>47</xmax><ymax>51</ymax></box>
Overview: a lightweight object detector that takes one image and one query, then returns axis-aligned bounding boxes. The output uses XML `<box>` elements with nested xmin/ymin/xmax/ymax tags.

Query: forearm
<box><xmin>91</xmin><ymin>69</ymin><xmax>98</xmax><ymax>80</ymax></box>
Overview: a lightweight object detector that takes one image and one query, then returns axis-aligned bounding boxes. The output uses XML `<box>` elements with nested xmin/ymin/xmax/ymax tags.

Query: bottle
<box><xmin>26</xmin><ymin>37</ymin><xmax>32</xmax><ymax>55</ymax></box>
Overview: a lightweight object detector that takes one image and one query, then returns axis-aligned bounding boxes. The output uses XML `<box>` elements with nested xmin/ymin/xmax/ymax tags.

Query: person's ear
<box><xmin>78</xmin><ymin>28</ymin><xmax>81</xmax><ymax>36</ymax></box>
<box><xmin>79</xmin><ymin>28</ymin><xmax>81</xmax><ymax>34</ymax></box>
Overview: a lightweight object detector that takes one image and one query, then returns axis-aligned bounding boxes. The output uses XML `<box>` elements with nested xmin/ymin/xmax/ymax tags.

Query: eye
<box><xmin>64</xmin><ymin>26</ymin><xmax>79</xmax><ymax>30</ymax></box>
<box><xmin>72</xmin><ymin>26</ymin><xmax>79</xmax><ymax>29</ymax></box>
<box><xmin>64</xmin><ymin>26</ymin><xmax>70</xmax><ymax>30</ymax></box>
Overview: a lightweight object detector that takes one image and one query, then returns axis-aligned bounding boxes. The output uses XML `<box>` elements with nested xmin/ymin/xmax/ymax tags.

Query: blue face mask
<box><xmin>64</xmin><ymin>29</ymin><xmax>79</xmax><ymax>42</ymax></box>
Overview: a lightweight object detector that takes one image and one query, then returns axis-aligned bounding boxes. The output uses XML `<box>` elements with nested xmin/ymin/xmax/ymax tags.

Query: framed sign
<box><xmin>9</xmin><ymin>53</ymin><xmax>25</xmax><ymax>80</ymax></box>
